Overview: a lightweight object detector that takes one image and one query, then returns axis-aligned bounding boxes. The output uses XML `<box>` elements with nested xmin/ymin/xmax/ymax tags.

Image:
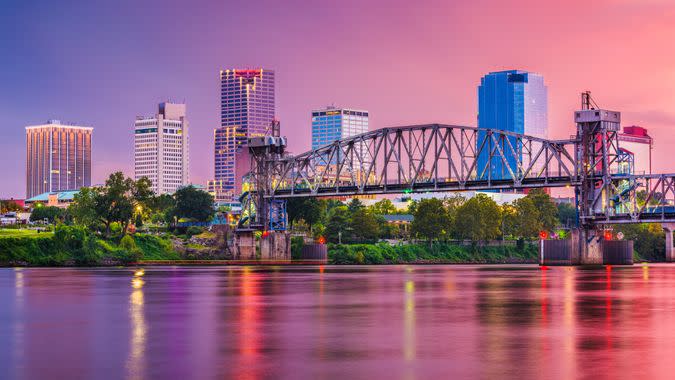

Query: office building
<box><xmin>214</xmin><ymin>68</ymin><xmax>275</xmax><ymax>200</ymax></box>
<box><xmin>134</xmin><ymin>102</ymin><xmax>190</xmax><ymax>194</ymax></box>
<box><xmin>618</xmin><ymin>125</ymin><xmax>653</xmax><ymax>175</ymax></box>
<box><xmin>311</xmin><ymin>106</ymin><xmax>369</xmax><ymax>147</ymax></box>
<box><xmin>477</xmin><ymin>70</ymin><xmax>548</xmax><ymax>179</ymax></box>
<box><xmin>25</xmin><ymin>120</ymin><xmax>92</xmax><ymax>199</ymax></box>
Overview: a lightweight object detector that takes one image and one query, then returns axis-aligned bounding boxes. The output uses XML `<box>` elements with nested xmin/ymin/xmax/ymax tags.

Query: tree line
<box><xmin>287</xmin><ymin>189</ymin><xmax>573</xmax><ymax>244</ymax></box>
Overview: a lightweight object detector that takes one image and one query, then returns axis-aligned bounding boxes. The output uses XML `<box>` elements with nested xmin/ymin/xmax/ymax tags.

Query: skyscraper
<box><xmin>311</xmin><ymin>106</ymin><xmax>369</xmax><ymax>149</ymax></box>
<box><xmin>477</xmin><ymin>70</ymin><xmax>548</xmax><ymax>179</ymax></box>
<box><xmin>25</xmin><ymin>120</ymin><xmax>92</xmax><ymax>199</ymax></box>
<box><xmin>214</xmin><ymin>68</ymin><xmax>275</xmax><ymax>200</ymax></box>
<box><xmin>311</xmin><ymin>106</ymin><xmax>369</xmax><ymax>168</ymax></box>
<box><xmin>134</xmin><ymin>102</ymin><xmax>190</xmax><ymax>194</ymax></box>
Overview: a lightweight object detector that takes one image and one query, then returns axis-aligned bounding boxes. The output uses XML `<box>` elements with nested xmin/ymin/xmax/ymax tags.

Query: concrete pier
<box><xmin>234</xmin><ymin>231</ymin><xmax>257</xmax><ymax>260</ymax></box>
<box><xmin>260</xmin><ymin>231</ymin><xmax>291</xmax><ymax>261</ymax></box>
<box><xmin>662</xmin><ymin>223</ymin><xmax>675</xmax><ymax>262</ymax></box>
<box><xmin>541</xmin><ymin>228</ymin><xmax>633</xmax><ymax>266</ymax></box>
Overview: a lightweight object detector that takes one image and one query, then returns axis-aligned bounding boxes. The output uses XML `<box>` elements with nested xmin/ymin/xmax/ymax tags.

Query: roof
<box><xmin>26</xmin><ymin>190</ymin><xmax>80</xmax><ymax>203</ymax></box>
<box><xmin>382</xmin><ymin>214</ymin><xmax>414</xmax><ymax>222</ymax></box>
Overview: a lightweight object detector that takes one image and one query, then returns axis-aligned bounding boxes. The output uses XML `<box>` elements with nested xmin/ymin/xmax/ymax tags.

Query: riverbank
<box><xmin>1</xmin><ymin>226</ymin><xmax>540</xmax><ymax>266</ymax></box>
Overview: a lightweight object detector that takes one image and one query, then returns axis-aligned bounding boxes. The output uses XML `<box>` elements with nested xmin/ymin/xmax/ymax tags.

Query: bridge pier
<box><xmin>662</xmin><ymin>223</ymin><xmax>675</xmax><ymax>262</ymax></box>
<box><xmin>260</xmin><ymin>231</ymin><xmax>291</xmax><ymax>261</ymax></box>
<box><xmin>541</xmin><ymin>228</ymin><xmax>632</xmax><ymax>266</ymax></box>
<box><xmin>234</xmin><ymin>231</ymin><xmax>257</xmax><ymax>260</ymax></box>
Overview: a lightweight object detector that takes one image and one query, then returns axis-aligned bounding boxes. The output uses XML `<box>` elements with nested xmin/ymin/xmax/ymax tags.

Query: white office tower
<box><xmin>134</xmin><ymin>102</ymin><xmax>190</xmax><ymax>194</ymax></box>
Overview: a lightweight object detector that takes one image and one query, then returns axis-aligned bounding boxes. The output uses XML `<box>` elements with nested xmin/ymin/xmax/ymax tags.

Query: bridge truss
<box><xmin>240</xmin><ymin>122</ymin><xmax>675</xmax><ymax>230</ymax></box>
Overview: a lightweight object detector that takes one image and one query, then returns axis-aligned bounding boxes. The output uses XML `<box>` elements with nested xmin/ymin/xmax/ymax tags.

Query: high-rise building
<box><xmin>25</xmin><ymin>120</ymin><xmax>92</xmax><ymax>199</ymax></box>
<box><xmin>134</xmin><ymin>102</ymin><xmax>190</xmax><ymax>194</ymax></box>
<box><xmin>477</xmin><ymin>70</ymin><xmax>548</xmax><ymax>179</ymax></box>
<box><xmin>311</xmin><ymin>106</ymin><xmax>369</xmax><ymax>149</ymax></box>
<box><xmin>214</xmin><ymin>68</ymin><xmax>275</xmax><ymax>200</ymax></box>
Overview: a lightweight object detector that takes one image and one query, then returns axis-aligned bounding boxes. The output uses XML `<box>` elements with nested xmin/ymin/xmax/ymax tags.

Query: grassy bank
<box><xmin>328</xmin><ymin>243</ymin><xmax>539</xmax><ymax>264</ymax></box>
<box><xmin>0</xmin><ymin>226</ymin><xmax>179</xmax><ymax>266</ymax></box>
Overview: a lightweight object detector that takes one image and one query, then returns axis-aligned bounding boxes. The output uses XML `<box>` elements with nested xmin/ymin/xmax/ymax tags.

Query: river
<box><xmin>2</xmin><ymin>264</ymin><xmax>675</xmax><ymax>379</ymax></box>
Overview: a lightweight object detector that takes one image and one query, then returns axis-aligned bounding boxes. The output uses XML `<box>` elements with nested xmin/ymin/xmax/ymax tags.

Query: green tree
<box><xmin>93</xmin><ymin>172</ymin><xmax>135</xmax><ymax>236</ymax></box>
<box><xmin>350</xmin><ymin>208</ymin><xmax>380</xmax><ymax>242</ymax></box>
<box><xmin>454</xmin><ymin>194</ymin><xmax>502</xmax><ymax>241</ymax></box>
<box><xmin>370</xmin><ymin>199</ymin><xmax>398</xmax><ymax>215</ymax></box>
<box><xmin>525</xmin><ymin>189</ymin><xmax>558</xmax><ymax>231</ymax></box>
<box><xmin>287</xmin><ymin>198</ymin><xmax>326</xmax><ymax>230</ymax></box>
<box><xmin>411</xmin><ymin>198</ymin><xmax>449</xmax><ymax>242</ymax></box>
<box><xmin>29</xmin><ymin>206</ymin><xmax>64</xmax><ymax>224</ymax></box>
<box><xmin>325</xmin><ymin>206</ymin><xmax>352</xmax><ymax>243</ymax></box>
<box><xmin>172</xmin><ymin>186</ymin><xmax>214</xmax><ymax>222</ymax></box>
<box><xmin>347</xmin><ymin>198</ymin><xmax>365</xmax><ymax>214</ymax></box>
<box><xmin>68</xmin><ymin>187</ymin><xmax>100</xmax><ymax>228</ymax></box>
<box><xmin>509</xmin><ymin>198</ymin><xmax>542</xmax><ymax>239</ymax></box>
<box><xmin>557</xmin><ymin>202</ymin><xmax>577</xmax><ymax>227</ymax></box>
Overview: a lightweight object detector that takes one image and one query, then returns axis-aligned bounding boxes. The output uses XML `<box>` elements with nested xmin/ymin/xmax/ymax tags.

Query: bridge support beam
<box><xmin>577</xmin><ymin>228</ymin><xmax>604</xmax><ymax>265</ymax></box>
<box><xmin>662</xmin><ymin>223</ymin><xmax>675</xmax><ymax>262</ymax></box>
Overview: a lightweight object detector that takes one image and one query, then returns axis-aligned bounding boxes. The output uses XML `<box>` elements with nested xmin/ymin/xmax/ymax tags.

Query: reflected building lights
<box><xmin>127</xmin><ymin>275</ymin><xmax>146</xmax><ymax>380</ymax></box>
<box><xmin>404</xmin><ymin>279</ymin><xmax>416</xmax><ymax>362</ymax></box>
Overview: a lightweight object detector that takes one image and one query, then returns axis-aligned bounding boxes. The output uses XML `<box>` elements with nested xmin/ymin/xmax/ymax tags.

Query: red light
<box><xmin>604</xmin><ymin>231</ymin><xmax>612</xmax><ymax>241</ymax></box>
<box><xmin>317</xmin><ymin>236</ymin><xmax>326</xmax><ymax>244</ymax></box>
<box><xmin>539</xmin><ymin>231</ymin><xmax>548</xmax><ymax>240</ymax></box>
<box><xmin>261</xmin><ymin>231</ymin><xmax>270</xmax><ymax>238</ymax></box>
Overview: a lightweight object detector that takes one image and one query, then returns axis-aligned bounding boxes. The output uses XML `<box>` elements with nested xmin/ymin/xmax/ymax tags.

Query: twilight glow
<box><xmin>1</xmin><ymin>0</ymin><xmax>675</xmax><ymax>197</ymax></box>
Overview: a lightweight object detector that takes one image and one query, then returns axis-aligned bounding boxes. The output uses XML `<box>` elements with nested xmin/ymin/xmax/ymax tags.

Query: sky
<box><xmin>1</xmin><ymin>0</ymin><xmax>675</xmax><ymax>199</ymax></box>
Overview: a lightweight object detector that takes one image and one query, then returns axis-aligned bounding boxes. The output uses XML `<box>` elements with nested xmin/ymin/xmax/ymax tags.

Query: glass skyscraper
<box><xmin>214</xmin><ymin>68</ymin><xmax>275</xmax><ymax>200</ymax></box>
<box><xmin>311</xmin><ymin>106</ymin><xmax>369</xmax><ymax>165</ymax></box>
<box><xmin>477</xmin><ymin>70</ymin><xmax>548</xmax><ymax>180</ymax></box>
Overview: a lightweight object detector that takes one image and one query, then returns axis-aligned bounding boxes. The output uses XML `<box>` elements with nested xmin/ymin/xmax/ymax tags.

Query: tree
<box><xmin>347</xmin><ymin>198</ymin><xmax>365</xmax><ymax>214</ymax></box>
<box><xmin>509</xmin><ymin>198</ymin><xmax>542</xmax><ymax>239</ymax></box>
<box><xmin>454</xmin><ymin>194</ymin><xmax>502</xmax><ymax>241</ymax></box>
<box><xmin>557</xmin><ymin>202</ymin><xmax>577</xmax><ymax>228</ymax></box>
<box><xmin>525</xmin><ymin>189</ymin><xmax>558</xmax><ymax>231</ymax></box>
<box><xmin>370</xmin><ymin>199</ymin><xmax>398</xmax><ymax>215</ymax></box>
<box><xmin>411</xmin><ymin>198</ymin><xmax>449</xmax><ymax>242</ymax></box>
<box><xmin>69</xmin><ymin>187</ymin><xmax>100</xmax><ymax>228</ymax></box>
<box><xmin>29</xmin><ymin>205</ymin><xmax>63</xmax><ymax>224</ymax></box>
<box><xmin>325</xmin><ymin>206</ymin><xmax>352</xmax><ymax>243</ymax></box>
<box><xmin>172</xmin><ymin>186</ymin><xmax>214</xmax><ymax>222</ymax></box>
<box><xmin>350</xmin><ymin>208</ymin><xmax>380</xmax><ymax>242</ymax></box>
<box><xmin>93</xmin><ymin>172</ymin><xmax>135</xmax><ymax>236</ymax></box>
<box><xmin>287</xmin><ymin>198</ymin><xmax>326</xmax><ymax>230</ymax></box>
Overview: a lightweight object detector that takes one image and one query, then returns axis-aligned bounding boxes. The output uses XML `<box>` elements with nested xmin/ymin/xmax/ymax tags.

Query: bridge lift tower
<box><xmin>574</xmin><ymin>91</ymin><xmax>625</xmax><ymax>264</ymax></box>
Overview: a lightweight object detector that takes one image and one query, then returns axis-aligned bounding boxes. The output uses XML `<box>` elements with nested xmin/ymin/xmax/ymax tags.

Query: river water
<box><xmin>2</xmin><ymin>264</ymin><xmax>675</xmax><ymax>379</ymax></box>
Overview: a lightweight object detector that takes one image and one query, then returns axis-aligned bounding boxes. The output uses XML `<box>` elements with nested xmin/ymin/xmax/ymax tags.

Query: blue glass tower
<box><xmin>477</xmin><ymin>70</ymin><xmax>547</xmax><ymax>180</ymax></box>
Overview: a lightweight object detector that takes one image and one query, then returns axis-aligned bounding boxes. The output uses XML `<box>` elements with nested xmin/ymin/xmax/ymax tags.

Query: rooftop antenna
<box><xmin>581</xmin><ymin>91</ymin><xmax>600</xmax><ymax>110</ymax></box>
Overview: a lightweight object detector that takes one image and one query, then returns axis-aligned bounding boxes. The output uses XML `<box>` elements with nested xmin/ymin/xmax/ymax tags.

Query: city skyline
<box><xmin>3</xmin><ymin>0</ymin><xmax>675</xmax><ymax>198</ymax></box>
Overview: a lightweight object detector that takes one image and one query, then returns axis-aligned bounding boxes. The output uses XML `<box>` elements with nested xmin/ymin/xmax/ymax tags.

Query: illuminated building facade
<box><xmin>134</xmin><ymin>103</ymin><xmax>190</xmax><ymax>194</ymax></box>
<box><xmin>214</xmin><ymin>68</ymin><xmax>275</xmax><ymax>200</ymax></box>
<box><xmin>477</xmin><ymin>70</ymin><xmax>548</xmax><ymax>180</ymax></box>
<box><xmin>25</xmin><ymin>120</ymin><xmax>92</xmax><ymax>199</ymax></box>
<box><xmin>311</xmin><ymin>106</ymin><xmax>369</xmax><ymax>171</ymax></box>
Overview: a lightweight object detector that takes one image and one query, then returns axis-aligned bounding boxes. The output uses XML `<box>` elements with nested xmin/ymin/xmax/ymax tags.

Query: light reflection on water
<box><xmin>4</xmin><ymin>265</ymin><xmax>675</xmax><ymax>379</ymax></box>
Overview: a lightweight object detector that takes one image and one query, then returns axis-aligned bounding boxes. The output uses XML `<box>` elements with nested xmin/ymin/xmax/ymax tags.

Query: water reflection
<box><xmin>127</xmin><ymin>271</ymin><xmax>146</xmax><ymax>380</ymax></box>
<box><xmin>5</xmin><ymin>265</ymin><xmax>675</xmax><ymax>379</ymax></box>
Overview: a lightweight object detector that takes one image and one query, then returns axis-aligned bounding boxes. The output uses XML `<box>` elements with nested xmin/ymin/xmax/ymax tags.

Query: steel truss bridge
<box><xmin>241</xmin><ymin>115</ymin><xmax>675</xmax><ymax>231</ymax></box>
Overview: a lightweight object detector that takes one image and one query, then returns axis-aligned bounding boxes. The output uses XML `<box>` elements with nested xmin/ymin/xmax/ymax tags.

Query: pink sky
<box><xmin>2</xmin><ymin>0</ymin><xmax>675</xmax><ymax>198</ymax></box>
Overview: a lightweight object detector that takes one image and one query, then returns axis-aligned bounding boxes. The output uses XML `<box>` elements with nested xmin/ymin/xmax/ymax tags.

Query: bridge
<box><xmin>236</xmin><ymin>98</ymin><xmax>675</xmax><ymax>264</ymax></box>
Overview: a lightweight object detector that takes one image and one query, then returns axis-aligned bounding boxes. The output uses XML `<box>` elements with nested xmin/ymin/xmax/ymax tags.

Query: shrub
<box><xmin>186</xmin><ymin>226</ymin><xmax>205</xmax><ymax>238</ymax></box>
<box><xmin>119</xmin><ymin>234</ymin><xmax>143</xmax><ymax>263</ymax></box>
<box><xmin>291</xmin><ymin>236</ymin><xmax>305</xmax><ymax>260</ymax></box>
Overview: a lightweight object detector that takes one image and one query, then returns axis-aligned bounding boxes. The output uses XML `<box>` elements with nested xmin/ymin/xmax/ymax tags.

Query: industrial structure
<box><xmin>236</xmin><ymin>92</ymin><xmax>675</xmax><ymax>265</ymax></box>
